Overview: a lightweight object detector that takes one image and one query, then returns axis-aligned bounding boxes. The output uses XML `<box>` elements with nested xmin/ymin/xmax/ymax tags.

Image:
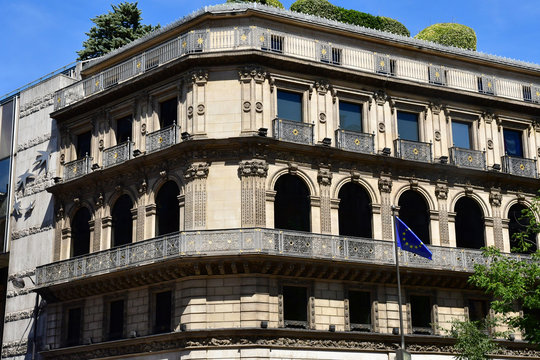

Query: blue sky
<box><xmin>1</xmin><ymin>0</ymin><xmax>539</xmax><ymax>97</ymax></box>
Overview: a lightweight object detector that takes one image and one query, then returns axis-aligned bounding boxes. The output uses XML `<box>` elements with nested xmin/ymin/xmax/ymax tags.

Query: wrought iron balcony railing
<box><xmin>450</xmin><ymin>147</ymin><xmax>486</xmax><ymax>170</ymax></box>
<box><xmin>103</xmin><ymin>141</ymin><xmax>133</xmax><ymax>168</ymax></box>
<box><xmin>502</xmin><ymin>155</ymin><xmax>538</xmax><ymax>178</ymax></box>
<box><xmin>273</xmin><ymin>119</ymin><xmax>313</xmax><ymax>145</ymax></box>
<box><xmin>145</xmin><ymin>124</ymin><xmax>179</xmax><ymax>154</ymax></box>
<box><xmin>335</xmin><ymin>129</ymin><xmax>374</xmax><ymax>154</ymax></box>
<box><xmin>53</xmin><ymin>15</ymin><xmax>540</xmax><ymax>111</ymax></box>
<box><xmin>63</xmin><ymin>156</ymin><xmax>93</xmax><ymax>181</ymax></box>
<box><xmin>35</xmin><ymin>228</ymin><xmax>526</xmax><ymax>287</ymax></box>
<box><xmin>394</xmin><ymin>139</ymin><xmax>432</xmax><ymax>163</ymax></box>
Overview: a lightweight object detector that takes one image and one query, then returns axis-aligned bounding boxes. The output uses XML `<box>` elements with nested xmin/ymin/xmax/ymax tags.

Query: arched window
<box><xmin>156</xmin><ymin>181</ymin><xmax>180</xmax><ymax>236</ymax></box>
<box><xmin>71</xmin><ymin>207</ymin><xmax>91</xmax><ymax>257</ymax></box>
<box><xmin>112</xmin><ymin>194</ymin><xmax>134</xmax><ymax>247</ymax></box>
<box><xmin>508</xmin><ymin>204</ymin><xmax>537</xmax><ymax>253</ymax></box>
<box><xmin>398</xmin><ymin>190</ymin><xmax>430</xmax><ymax>244</ymax></box>
<box><xmin>338</xmin><ymin>183</ymin><xmax>372</xmax><ymax>238</ymax></box>
<box><xmin>274</xmin><ymin>174</ymin><xmax>310</xmax><ymax>232</ymax></box>
<box><xmin>455</xmin><ymin>197</ymin><xmax>484</xmax><ymax>249</ymax></box>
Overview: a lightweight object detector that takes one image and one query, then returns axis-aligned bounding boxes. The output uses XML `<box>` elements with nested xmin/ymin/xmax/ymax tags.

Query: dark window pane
<box><xmin>0</xmin><ymin>100</ymin><xmax>14</xmax><ymax>159</ymax></box>
<box><xmin>283</xmin><ymin>286</ymin><xmax>307</xmax><ymax>326</ymax></box>
<box><xmin>116</xmin><ymin>115</ymin><xmax>132</xmax><ymax>143</ymax></box>
<box><xmin>66</xmin><ymin>307</ymin><xmax>82</xmax><ymax>346</ymax></box>
<box><xmin>349</xmin><ymin>291</ymin><xmax>371</xmax><ymax>326</ymax></box>
<box><xmin>398</xmin><ymin>190</ymin><xmax>430</xmax><ymax>245</ymax></box>
<box><xmin>504</xmin><ymin>129</ymin><xmax>523</xmax><ymax>157</ymax></box>
<box><xmin>397</xmin><ymin>111</ymin><xmax>419</xmax><ymax>141</ymax></box>
<box><xmin>71</xmin><ymin>208</ymin><xmax>91</xmax><ymax>257</ymax></box>
<box><xmin>156</xmin><ymin>181</ymin><xmax>180</xmax><ymax>236</ymax></box>
<box><xmin>112</xmin><ymin>195</ymin><xmax>133</xmax><ymax>247</ymax></box>
<box><xmin>452</xmin><ymin>121</ymin><xmax>471</xmax><ymax>149</ymax></box>
<box><xmin>155</xmin><ymin>291</ymin><xmax>172</xmax><ymax>333</ymax></box>
<box><xmin>109</xmin><ymin>300</ymin><xmax>124</xmax><ymax>340</ymax></box>
<box><xmin>277</xmin><ymin>90</ymin><xmax>302</xmax><ymax>122</ymax></box>
<box><xmin>0</xmin><ymin>157</ymin><xmax>9</xmax><ymax>196</ymax></box>
<box><xmin>338</xmin><ymin>183</ymin><xmax>372</xmax><ymax>238</ymax></box>
<box><xmin>160</xmin><ymin>98</ymin><xmax>177</xmax><ymax>128</ymax></box>
<box><xmin>455</xmin><ymin>197</ymin><xmax>485</xmax><ymax>249</ymax></box>
<box><xmin>508</xmin><ymin>204</ymin><xmax>537</xmax><ymax>254</ymax></box>
<box><xmin>76</xmin><ymin>131</ymin><xmax>91</xmax><ymax>159</ymax></box>
<box><xmin>468</xmin><ymin>299</ymin><xmax>487</xmax><ymax>322</ymax></box>
<box><xmin>410</xmin><ymin>295</ymin><xmax>431</xmax><ymax>328</ymax></box>
<box><xmin>274</xmin><ymin>174</ymin><xmax>310</xmax><ymax>232</ymax></box>
<box><xmin>339</xmin><ymin>102</ymin><xmax>362</xmax><ymax>132</ymax></box>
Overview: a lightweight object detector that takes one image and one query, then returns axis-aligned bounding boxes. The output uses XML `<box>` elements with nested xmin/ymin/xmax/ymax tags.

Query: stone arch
<box><xmin>506</xmin><ymin>202</ymin><xmax>537</xmax><ymax>253</ymax></box>
<box><xmin>273</xmin><ymin>173</ymin><xmax>311</xmax><ymax>232</ymax></box>
<box><xmin>150</xmin><ymin>174</ymin><xmax>185</xmax><ymax>203</ymax></box>
<box><xmin>337</xmin><ymin>181</ymin><xmax>373</xmax><ymax>238</ymax></box>
<box><xmin>397</xmin><ymin>189</ymin><xmax>431</xmax><ymax>245</ymax></box>
<box><xmin>454</xmin><ymin>196</ymin><xmax>485</xmax><ymax>249</ymax></box>
<box><xmin>393</xmin><ymin>184</ymin><xmax>435</xmax><ymax>211</ymax></box>
<box><xmin>65</xmin><ymin>201</ymin><xmax>95</xmax><ymax>228</ymax></box>
<box><xmin>333</xmin><ymin>177</ymin><xmax>379</xmax><ymax>205</ymax></box>
<box><xmin>268</xmin><ymin>167</ymin><xmax>317</xmax><ymax>197</ymax></box>
<box><xmin>450</xmin><ymin>191</ymin><xmax>490</xmax><ymax>219</ymax></box>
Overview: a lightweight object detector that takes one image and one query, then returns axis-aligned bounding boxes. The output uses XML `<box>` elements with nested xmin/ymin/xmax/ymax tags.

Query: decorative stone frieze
<box><xmin>490</xmin><ymin>187</ymin><xmax>504</xmax><ymax>250</ymax></box>
<box><xmin>4</xmin><ymin>309</ymin><xmax>34</xmax><ymax>322</ymax></box>
<box><xmin>190</xmin><ymin>69</ymin><xmax>208</xmax><ymax>84</ymax></box>
<box><xmin>317</xmin><ymin>166</ymin><xmax>332</xmax><ymax>234</ymax></box>
<box><xmin>378</xmin><ymin>176</ymin><xmax>393</xmax><ymax>240</ymax></box>
<box><xmin>11</xmin><ymin>224</ymin><xmax>54</xmax><ymax>241</ymax></box>
<box><xmin>17</xmin><ymin>133</ymin><xmax>51</xmax><ymax>152</ymax></box>
<box><xmin>435</xmin><ymin>182</ymin><xmax>450</xmax><ymax>245</ymax></box>
<box><xmin>239</xmin><ymin>160</ymin><xmax>268</xmax><ymax>227</ymax></box>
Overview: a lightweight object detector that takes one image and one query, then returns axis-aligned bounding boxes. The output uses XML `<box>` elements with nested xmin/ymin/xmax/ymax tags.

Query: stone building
<box><xmin>3</xmin><ymin>3</ymin><xmax>540</xmax><ymax>360</ymax></box>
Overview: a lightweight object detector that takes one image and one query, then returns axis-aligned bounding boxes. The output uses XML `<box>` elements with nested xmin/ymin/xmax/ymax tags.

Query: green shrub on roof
<box><xmin>415</xmin><ymin>23</ymin><xmax>477</xmax><ymax>50</ymax></box>
<box><xmin>290</xmin><ymin>0</ymin><xmax>410</xmax><ymax>37</ymax></box>
<box><xmin>226</xmin><ymin>0</ymin><xmax>284</xmax><ymax>9</ymax></box>
<box><xmin>290</xmin><ymin>0</ymin><xmax>337</xmax><ymax>20</ymax></box>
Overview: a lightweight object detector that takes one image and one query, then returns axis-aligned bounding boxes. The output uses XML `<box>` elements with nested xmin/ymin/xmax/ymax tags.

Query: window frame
<box><xmin>63</xmin><ymin>302</ymin><xmax>84</xmax><ymax>347</ymax></box>
<box><xmin>503</xmin><ymin>127</ymin><xmax>525</xmax><ymax>158</ymax></box>
<box><xmin>112</xmin><ymin>113</ymin><xmax>133</xmax><ymax>146</ymax></box>
<box><xmin>104</xmin><ymin>296</ymin><xmax>127</xmax><ymax>341</ymax></box>
<box><xmin>279</xmin><ymin>282</ymin><xmax>312</xmax><ymax>329</ymax></box>
<box><xmin>338</xmin><ymin>100</ymin><xmax>364</xmax><ymax>133</ymax></box>
<box><xmin>346</xmin><ymin>287</ymin><xmax>375</xmax><ymax>332</ymax></box>
<box><xmin>271</xmin><ymin>76</ymin><xmax>312</xmax><ymax>125</ymax></box>
<box><xmin>393</xmin><ymin>101</ymin><xmax>428</xmax><ymax>143</ymax></box>
<box><xmin>408</xmin><ymin>292</ymin><xmax>434</xmax><ymax>335</ymax></box>
<box><xmin>150</xmin><ymin>286</ymin><xmax>174</xmax><ymax>334</ymax></box>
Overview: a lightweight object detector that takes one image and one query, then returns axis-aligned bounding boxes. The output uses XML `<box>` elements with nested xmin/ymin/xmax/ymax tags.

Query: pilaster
<box><xmin>184</xmin><ymin>162</ymin><xmax>210</xmax><ymax>230</ymax></box>
<box><xmin>238</xmin><ymin>160</ymin><xmax>268</xmax><ymax>227</ymax></box>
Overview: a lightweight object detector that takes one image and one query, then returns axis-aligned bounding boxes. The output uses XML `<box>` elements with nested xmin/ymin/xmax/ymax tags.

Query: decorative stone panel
<box><xmin>184</xmin><ymin>162</ymin><xmax>209</xmax><ymax>230</ymax></box>
<box><xmin>239</xmin><ymin>160</ymin><xmax>268</xmax><ymax>227</ymax></box>
<box><xmin>238</xmin><ymin>66</ymin><xmax>266</xmax><ymax>134</ymax></box>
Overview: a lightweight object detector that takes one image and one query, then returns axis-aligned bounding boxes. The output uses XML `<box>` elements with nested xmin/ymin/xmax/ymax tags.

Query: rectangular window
<box><xmin>76</xmin><ymin>131</ymin><xmax>91</xmax><ymax>159</ymax></box>
<box><xmin>349</xmin><ymin>290</ymin><xmax>371</xmax><ymax>331</ymax></box>
<box><xmin>109</xmin><ymin>299</ymin><xmax>124</xmax><ymax>340</ymax></box>
<box><xmin>468</xmin><ymin>299</ymin><xmax>488</xmax><ymax>322</ymax></box>
<box><xmin>116</xmin><ymin>115</ymin><xmax>132</xmax><ymax>144</ymax></box>
<box><xmin>332</xmin><ymin>47</ymin><xmax>342</xmax><ymax>65</ymax></box>
<box><xmin>270</xmin><ymin>35</ymin><xmax>283</xmax><ymax>53</ymax></box>
<box><xmin>503</xmin><ymin>129</ymin><xmax>524</xmax><ymax>157</ymax></box>
<box><xmin>523</xmin><ymin>85</ymin><xmax>532</xmax><ymax>102</ymax></box>
<box><xmin>452</xmin><ymin>121</ymin><xmax>472</xmax><ymax>149</ymax></box>
<box><xmin>160</xmin><ymin>98</ymin><xmax>177</xmax><ymax>128</ymax></box>
<box><xmin>154</xmin><ymin>291</ymin><xmax>172</xmax><ymax>334</ymax></box>
<box><xmin>397</xmin><ymin>111</ymin><xmax>419</xmax><ymax>142</ymax></box>
<box><xmin>410</xmin><ymin>295</ymin><xmax>432</xmax><ymax>332</ymax></box>
<box><xmin>283</xmin><ymin>286</ymin><xmax>308</xmax><ymax>328</ymax></box>
<box><xmin>339</xmin><ymin>101</ymin><xmax>362</xmax><ymax>132</ymax></box>
<box><xmin>66</xmin><ymin>307</ymin><xmax>82</xmax><ymax>346</ymax></box>
<box><xmin>277</xmin><ymin>90</ymin><xmax>302</xmax><ymax>122</ymax></box>
<box><xmin>0</xmin><ymin>99</ymin><xmax>14</xmax><ymax>159</ymax></box>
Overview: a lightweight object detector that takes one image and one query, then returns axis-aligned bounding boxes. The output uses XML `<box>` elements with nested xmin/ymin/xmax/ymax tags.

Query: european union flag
<box><xmin>395</xmin><ymin>217</ymin><xmax>432</xmax><ymax>260</ymax></box>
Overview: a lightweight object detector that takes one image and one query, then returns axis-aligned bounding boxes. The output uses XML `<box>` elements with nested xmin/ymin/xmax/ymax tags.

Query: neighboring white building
<box><xmin>2</xmin><ymin>4</ymin><xmax>540</xmax><ymax>360</ymax></box>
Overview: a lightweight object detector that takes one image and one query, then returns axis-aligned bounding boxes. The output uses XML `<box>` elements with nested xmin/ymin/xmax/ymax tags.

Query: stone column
<box><xmin>184</xmin><ymin>162</ymin><xmax>209</xmax><ymax>230</ymax></box>
<box><xmin>238</xmin><ymin>66</ymin><xmax>266</xmax><ymax>134</ymax></box>
<box><xmin>435</xmin><ymin>182</ymin><xmax>449</xmax><ymax>245</ymax></box>
<box><xmin>317</xmin><ymin>166</ymin><xmax>332</xmax><ymax>234</ymax></box>
<box><xmin>238</xmin><ymin>159</ymin><xmax>268</xmax><ymax>227</ymax></box>
<box><xmin>378</xmin><ymin>175</ymin><xmax>393</xmax><ymax>240</ymax></box>
<box><xmin>313</xmin><ymin>80</ymin><xmax>331</xmax><ymax>143</ymax></box>
<box><xmin>489</xmin><ymin>187</ymin><xmax>504</xmax><ymax>250</ymax></box>
<box><xmin>186</xmin><ymin>69</ymin><xmax>208</xmax><ymax>137</ymax></box>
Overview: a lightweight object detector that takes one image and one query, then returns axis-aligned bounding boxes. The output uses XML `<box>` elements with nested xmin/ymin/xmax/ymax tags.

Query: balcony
<box><xmin>394</xmin><ymin>139</ymin><xmax>432</xmax><ymax>163</ymax></box>
<box><xmin>273</xmin><ymin>119</ymin><xmax>313</xmax><ymax>145</ymax></box>
<box><xmin>35</xmin><ymin>228</ymin><xmax>526</xmax><ymax>287</ymax></box>
<box><xmin>450</xmin><ymin>147</ymin><xmax>486</xmax><ymax>170</ymax></box>
<box><xmin>103</xmin><ymin>141</ymin><xmax>133</xmax><ymax>168</ymax></box>
<box><xmin>502</xmin><ymin>155</ymin><xmax>538</xmax><ymax>178</ymax></box>
<box><xmin>63</xmin><ymin>156</ymin><xmax>93</xmax><ymax>181</ymax></box>
<box><xmin>335</xmin><ymin>129</ymin><xmax>374</xmax><ymax>154</ymax></box>
<box><xmin>53</xmin><ymin>8</ymin><xmax>540</xmax><ymax>112</ymax></box>
<box><xmin>146</xmin><ymin>124</ymin><xmax>179</xmax><ymax>154</ymax></box>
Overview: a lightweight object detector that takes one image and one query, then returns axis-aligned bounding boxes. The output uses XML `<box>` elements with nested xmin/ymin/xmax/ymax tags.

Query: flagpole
<box><xmin>391</xmin><ymin>206</ymin><xmax>405</xmax><ymax>351</ymax></box>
